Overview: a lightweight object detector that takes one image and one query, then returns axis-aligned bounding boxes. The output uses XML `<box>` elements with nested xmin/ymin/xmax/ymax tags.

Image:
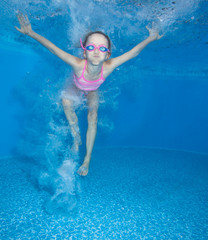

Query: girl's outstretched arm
<box><xmin>15</xmin><ymin>13</ymin><xmax>81</xmax><ymax>69</ymax></box>
<box><xmin>107</xmin><ymin>25</ymin><xmax>163</xmax><ymax>70</ymax></box>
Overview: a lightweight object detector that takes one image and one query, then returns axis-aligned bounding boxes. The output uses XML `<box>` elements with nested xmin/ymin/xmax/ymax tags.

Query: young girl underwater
<box><xmin>15</xmin><ymin>14</ymin><xmax>163</xmax><ymax>176</ymax></box>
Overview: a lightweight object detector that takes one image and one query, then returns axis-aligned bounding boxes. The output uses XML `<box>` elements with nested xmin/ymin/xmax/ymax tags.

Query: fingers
<box><xmin>146</xmin><ymin>22</ymin><xmax>164</xmax><ymax>40</ymax></box>
<box><xmin>158</xmin><ymin>34</ymin><xmax>164</xmax><ymax>40</ymax></box>
<box><xmin>14</xmin><ymin>26</ymin><xmax>20</xmax><ymax>31</ymax></box>
<box><xmin>17</xmin><ymin>13</ymin><xmax>25</xmax><ymax>22</ymax></box>
<box><xmin>151</xmin><ymin>21</ymin><xmax>156</xmax><ymax>28</ymax></box>
<box><xmin>146</xmin><ymin>22</ymin><xmax>155</xmax><ymax>31</ymax></box>
<box><xmin>17</xmin><ymin>14</ymin><xmax>22</xmax><ymax>23</ymax></box>
<box><xmin>14</xmin><ymin>26</ymin><xmax>23</xmax><ymax>33</ymax></box>
<box><xmin>16</xmin><ymin>12</ymin><xmax>29</xmax><ymax>25</ymax></box>
<box><xmin>25</xmin><ymin>15</ymin><xmax>30</xmax><ymax>25</ymax></box>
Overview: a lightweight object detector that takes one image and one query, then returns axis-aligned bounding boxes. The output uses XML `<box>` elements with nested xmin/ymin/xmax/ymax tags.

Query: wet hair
<box><xmin>83</xmin><ymin>31</ymin><xmax>111</xmax><ymax>53</ymax></box>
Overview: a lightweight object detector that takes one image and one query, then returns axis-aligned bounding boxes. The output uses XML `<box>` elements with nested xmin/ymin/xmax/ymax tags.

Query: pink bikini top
<box><xmin>73</xmin><ymin>60</ymin><xmax>105</xmax><ymax>92</ymax></box>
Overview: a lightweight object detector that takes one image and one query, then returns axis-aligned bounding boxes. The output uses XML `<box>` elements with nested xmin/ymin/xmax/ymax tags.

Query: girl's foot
<box><xmin>77</xmin><ymin>162</ymin><xmax>89</xmax><ymax>176</ymax></box>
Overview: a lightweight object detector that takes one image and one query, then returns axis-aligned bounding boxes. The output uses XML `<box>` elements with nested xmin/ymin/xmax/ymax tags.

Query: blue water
<box><xmin>1</xmin><ymin>0</ymin><xmax>208</xmax><ymax>239</ymax></box>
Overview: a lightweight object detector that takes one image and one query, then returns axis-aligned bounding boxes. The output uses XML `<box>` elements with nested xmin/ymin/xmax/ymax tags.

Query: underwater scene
<box><xmin>0</xmin><ymin>0</ymin><xmax>208</xmax><ymax>239</ymax></box>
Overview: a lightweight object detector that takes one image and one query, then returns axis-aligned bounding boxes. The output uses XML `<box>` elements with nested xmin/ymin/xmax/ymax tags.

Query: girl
<box><xmin>15</xmin><ymin>14</ymin><xmax>163</xmax><ymax>176</ymax></box>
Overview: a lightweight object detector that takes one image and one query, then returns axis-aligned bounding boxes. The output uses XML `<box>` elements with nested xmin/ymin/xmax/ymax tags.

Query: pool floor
<box><xmin>1</xmin><ymin>147</ymin><xmax>208</xmax><ymax>239</ymax></box>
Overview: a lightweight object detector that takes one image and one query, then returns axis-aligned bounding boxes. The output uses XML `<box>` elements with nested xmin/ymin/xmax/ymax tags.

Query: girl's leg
<box><xmin>62</xmin><ymin>98</ymin><xmax>81</xmax><ymax>152</ymax></box>
<box><xmin>77</xmin><ymin>91</ymin><xmax>99</xmax><ymax>176</ymax></box>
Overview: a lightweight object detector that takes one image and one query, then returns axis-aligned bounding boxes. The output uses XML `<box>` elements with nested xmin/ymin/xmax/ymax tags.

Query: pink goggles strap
<box><xmin>80</xmin><ymin>38</ymin><xmax>85</xmax><ymax>50</ymax></box>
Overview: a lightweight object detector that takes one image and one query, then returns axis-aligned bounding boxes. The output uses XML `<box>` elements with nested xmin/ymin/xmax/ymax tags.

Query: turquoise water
<box><xmin>1</xmin><ymin>0</ymin><xmax>208</xmax><ymax>239</ymax></box>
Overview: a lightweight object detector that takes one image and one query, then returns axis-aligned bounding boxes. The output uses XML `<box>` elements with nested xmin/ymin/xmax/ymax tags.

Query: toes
<box><xmin>77</xmin><ymin>166</ymin><xmax>88</xmax><ymax>176</ymax></box>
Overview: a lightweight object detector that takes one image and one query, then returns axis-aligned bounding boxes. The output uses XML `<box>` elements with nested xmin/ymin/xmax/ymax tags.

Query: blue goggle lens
<box><xmin>86</xmin><ymin>45</ymin><xmax>95</xmax><ymax>50</ymax></box>
<box><xmin>99</xmin><ymin>47</ymin><xmax>108</xmax><ymax>52</ymax></box>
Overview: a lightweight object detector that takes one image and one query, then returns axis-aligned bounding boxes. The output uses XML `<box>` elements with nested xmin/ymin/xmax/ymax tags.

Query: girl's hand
<box><xmin>146</xmin><ymin>25</ymin><xmax>164</xmax><ymax>40</ymax></box>
<box><xmin>15</xmin><ymin>13</ymin><xmax>33</xmax><ymax>35</ymax></box>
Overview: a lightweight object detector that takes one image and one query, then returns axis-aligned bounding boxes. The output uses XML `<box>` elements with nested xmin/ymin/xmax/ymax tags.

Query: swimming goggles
<box><xmin>80</xmin><ymin>38</ymin><xmax>110</xmax><ymax>53</ymax></box>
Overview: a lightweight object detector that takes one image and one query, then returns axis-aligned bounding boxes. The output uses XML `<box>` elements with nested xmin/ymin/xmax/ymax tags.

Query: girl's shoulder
<box><xmin>73</xmin><ymin>58</ymin><xmax>86</xmax><ymax>70</ymax></box>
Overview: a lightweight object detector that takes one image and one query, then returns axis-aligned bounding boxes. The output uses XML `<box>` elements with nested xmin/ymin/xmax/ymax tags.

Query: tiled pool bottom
<box><xmin>1</xmin><ymin>147</ymin><xmax>208</xmax><ymax>239</ymax></box>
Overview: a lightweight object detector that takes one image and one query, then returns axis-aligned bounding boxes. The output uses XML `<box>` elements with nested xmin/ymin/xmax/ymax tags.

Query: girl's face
<box><xmin>84</xmin><ymin>33</ymin><xmax>110</xmax><ymax>65</ymax></box>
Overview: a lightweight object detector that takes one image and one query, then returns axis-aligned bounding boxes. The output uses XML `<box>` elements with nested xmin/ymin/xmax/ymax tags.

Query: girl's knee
<box><xmin>62</xmin><ymin>98</ymin><xmax>72</xmax><ymax>107</ymax></box>
<box><xmin>62</xmin><ymin>98</ymin><xmax>68</xmax><ymax>105</ymax></box>
<box><xmin>88</xmin><ymin>110</ymin><xmax>98</xmax><ymax>125</ymax></box>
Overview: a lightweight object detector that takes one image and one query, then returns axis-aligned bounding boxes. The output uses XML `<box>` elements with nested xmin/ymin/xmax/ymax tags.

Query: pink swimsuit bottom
<box><xmin>73</xmin><ymin>60</ymin><xmax>105</xmax><ymax>92</ymax></box>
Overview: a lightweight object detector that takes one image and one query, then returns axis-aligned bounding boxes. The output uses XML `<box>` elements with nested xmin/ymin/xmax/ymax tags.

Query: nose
<box><xmin>94</xmin><ymin>48</ymin><xmax>99</xmax><ymax>54</ymax></box>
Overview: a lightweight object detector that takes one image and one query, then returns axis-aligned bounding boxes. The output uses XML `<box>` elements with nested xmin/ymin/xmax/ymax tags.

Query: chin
<box><xmin>92</xmin><ymin>62</ymin><xmax>100</xmax><ymax>66</ymax></box>
<box><xmin>91</xmin><ymin>59</ymin><xmax>102</xmax><ymax>66</ymax></box>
